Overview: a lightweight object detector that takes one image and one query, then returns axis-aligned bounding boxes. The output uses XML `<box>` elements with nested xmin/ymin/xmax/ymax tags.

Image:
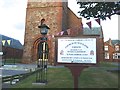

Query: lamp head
<box><xmin>38</xmin><ymin>24</ymin><xmax>50</xmax><ymax>35</ymax></box>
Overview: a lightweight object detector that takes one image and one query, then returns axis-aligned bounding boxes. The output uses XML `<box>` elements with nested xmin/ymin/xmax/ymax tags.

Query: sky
<box><xmin>0</xmin><ymin>0</ymin><xmax>119</xmax><ymax>45</ymax></box>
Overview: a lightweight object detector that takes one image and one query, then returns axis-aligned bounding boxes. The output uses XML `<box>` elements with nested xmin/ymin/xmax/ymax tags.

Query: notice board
<box><xmin>55</xmin><ymin>36</ymin><xmax>100</xmax><ymax>66</ymax></box>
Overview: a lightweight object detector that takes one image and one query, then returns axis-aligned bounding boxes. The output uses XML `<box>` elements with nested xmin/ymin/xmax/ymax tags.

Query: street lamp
<box><xmin>38</xmin><ymin>24</ymin><xmax>50</xmax><ymax>35</ymax></box>
<box><xmin>36</xmin><ymin>19</ymin><xmax>50</xmax><ymax>84</ymax></box>
<box><xmin>38</xmin><ymin>18</ymin><xmax>50</xmax><ymax>35</ymax></box>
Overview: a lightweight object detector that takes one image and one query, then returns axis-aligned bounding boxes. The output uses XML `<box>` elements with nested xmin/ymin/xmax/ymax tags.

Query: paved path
<box><xmin>1</xmin><ymin>64</ymin><xmax>64</xmax><ymax>77</ymax></box>
<box><xmin>2</xmin><ymin>69</ymin><xmax>28</xmax><ymax>77</ymax></box>
<box><xmin>1</xmin><ymin>63</ymin><xmax>37</xmax><ymax>89</ymax></box>
<box><xmin>110</xmin><ymin>62</ymin><xmax>120</xmax><ymax>66</ymax></box>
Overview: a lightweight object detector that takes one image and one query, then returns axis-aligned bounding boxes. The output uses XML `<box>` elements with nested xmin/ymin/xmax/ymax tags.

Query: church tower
<box><xmin>22</xmin><ymin>0</ymin><xmax>82</xmax><ymax>64</ymax></box>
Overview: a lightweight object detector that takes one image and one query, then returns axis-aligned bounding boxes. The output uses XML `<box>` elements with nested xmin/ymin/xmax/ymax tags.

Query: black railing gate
<box><xmin>36</xmin><ymin>37</ymin><xmax>49</xmax><ymax>84</ymax></box>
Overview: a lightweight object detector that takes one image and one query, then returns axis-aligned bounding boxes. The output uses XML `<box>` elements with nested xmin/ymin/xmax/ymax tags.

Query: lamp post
<box><xmin>36</xmin><ymin>19</ymin><xmax>50</xmax><ymax>84</ymax></box>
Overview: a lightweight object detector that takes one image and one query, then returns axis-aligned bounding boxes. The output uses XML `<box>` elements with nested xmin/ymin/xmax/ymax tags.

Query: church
<box><xmin>22</xmin><ymin>1</ymin><xmax>104</xmax><ymax>64</ymax></box>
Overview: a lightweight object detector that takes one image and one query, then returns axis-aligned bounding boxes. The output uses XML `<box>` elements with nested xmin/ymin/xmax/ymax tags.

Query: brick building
<box><xmin>1</xmin><ymin>34</ymin><xmax>23</xmax><ymax>59</ymax></box>
<box><xmin>104</xmin><ymin>38</ymin><xmax>120</xmax><ymax>62</ymax></box>
<box><xmin>22</xmin><ymin>1</ymin><xmax>104</xmax><ymax>64</ymax></box>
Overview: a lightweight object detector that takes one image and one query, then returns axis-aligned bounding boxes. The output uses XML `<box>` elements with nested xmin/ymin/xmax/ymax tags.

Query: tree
<box><xmin>77</xmin><ymin>1</ymin><xmax>120</xmax><ymax>20</ymax></box>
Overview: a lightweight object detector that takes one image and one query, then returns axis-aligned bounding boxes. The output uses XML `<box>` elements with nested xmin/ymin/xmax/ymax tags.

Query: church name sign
<box><xmin>55</xmin><ymin>36</ymin><xmax>99</xmax><ymax>65</ymax></box>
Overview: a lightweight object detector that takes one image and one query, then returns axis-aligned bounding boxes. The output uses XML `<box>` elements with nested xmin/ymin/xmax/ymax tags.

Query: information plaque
<box><xmin>55</xmin><ymin>37</ymin><xmax>98</xmax><ymax>64</ymax></box>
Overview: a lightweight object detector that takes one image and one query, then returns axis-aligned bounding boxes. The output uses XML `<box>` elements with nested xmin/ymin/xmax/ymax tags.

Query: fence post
<box><xmin>10</xmin><ymin>76</ymin><xmax>13</xmax><ymax>85</ymax></box>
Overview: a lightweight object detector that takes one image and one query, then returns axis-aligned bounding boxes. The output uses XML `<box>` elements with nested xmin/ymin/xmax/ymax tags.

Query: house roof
<box><xmin>105</xmin><ymin>38</ymin><xmax>120</xmax><ymax>46</ymax></box>
<box><xmin>111</xmin><ymin>40</ymin><xmax>120</xmax><ymax>45</ymax></box>
<box><xmin>0</xmin><ymin>34</ymin><xmax>23</xmax><ymax>49</ymax></box>
<box><xmin>83</xmin><ymin>27</ymin><xmax>103</xmax><ymax>38</ymax></box>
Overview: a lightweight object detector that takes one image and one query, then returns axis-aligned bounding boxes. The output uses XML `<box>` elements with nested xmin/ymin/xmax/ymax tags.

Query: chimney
<box><xmin>108</xmin><ymin>38</ymin><xmax>112</xmax><ymax>46</ymax></box>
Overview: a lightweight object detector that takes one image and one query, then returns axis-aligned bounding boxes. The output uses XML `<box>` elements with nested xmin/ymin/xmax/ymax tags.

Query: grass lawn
<box><xmin>7</xmin><ymin>62</ymin><xmax>119</xmax><ymax>89</ymax></box>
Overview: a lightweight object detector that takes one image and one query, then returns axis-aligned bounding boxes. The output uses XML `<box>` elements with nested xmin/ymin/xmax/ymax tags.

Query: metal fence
<box><xmin>2</xmin><ymin>68</ymin><xmax>42</xmax><ymax>85</ymax></box>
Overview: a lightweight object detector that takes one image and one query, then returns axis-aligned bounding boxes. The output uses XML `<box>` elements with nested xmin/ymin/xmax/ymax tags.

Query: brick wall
<box><xmin>2</xmin><ymin>46</ymin><xmax>23</xmax><ymax>59</ymax></box>
<box><xmin>99</xmin><ymin>38</ymin><xmax>104</xmax><ymax>62</ymax></box>
<box><xmin>67</xmin><ymin>8</ymin><xmax>82</xmax><ymax>29</ymax></box>
<box><xmin>104</xmin><ymin>42</ymin><xmax>114</xmax><ymax>62</ymax></box>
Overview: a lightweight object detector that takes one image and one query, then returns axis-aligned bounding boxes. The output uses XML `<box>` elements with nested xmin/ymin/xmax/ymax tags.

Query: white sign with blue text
<box><xmin>57</xmin><ymin>38</ymin><xmax>96</xmax><ymax>64</ymax></box>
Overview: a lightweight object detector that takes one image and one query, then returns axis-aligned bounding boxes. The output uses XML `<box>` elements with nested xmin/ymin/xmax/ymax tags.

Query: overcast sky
<box><xmin>0</xmin><ymin>0</ymin><xmax>118</xmax><ymax>45</ymax></box>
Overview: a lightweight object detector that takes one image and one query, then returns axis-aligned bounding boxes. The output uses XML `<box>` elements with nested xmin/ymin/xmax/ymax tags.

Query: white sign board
<box><xmin>0</xmin><ymin>52</ymin><xmax>3</xmax><ymax>55</ymax></box>
<box><xmin>57</xmin><ymin>38</ymin><xmax>96</xmax><ymax>64</ymax></box>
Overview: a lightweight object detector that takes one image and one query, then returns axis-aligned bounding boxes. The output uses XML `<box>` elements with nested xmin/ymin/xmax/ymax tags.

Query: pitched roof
<box><xmin>83</xmin><ymin>27</ymin><xmax>103</xmax><ymax>38</ymax></box>
<box><xmin>105</xmin><ymin>38</ymin><xmax>120</xmax><ymax>46</ymax></box>
<box><xmin>111</xmin><ymin>40</ymin><xmax>120</xmax><ymax>45</ymax></box>
<box><xmin>0</xmin><ymin>34</ymin><xmax>23</xmax><ymax>49</ymax></box>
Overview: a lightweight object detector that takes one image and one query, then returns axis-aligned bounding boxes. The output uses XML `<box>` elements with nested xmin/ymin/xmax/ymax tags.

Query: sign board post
<box><xmin>55</xmin><ymin>36</ymin><xmax>100</xmax><ymax>89</ymax></box>
<box><xmin>66</xmin><ymin>65</ymin><xmax>88</xmax><ymax>89</ymax></box>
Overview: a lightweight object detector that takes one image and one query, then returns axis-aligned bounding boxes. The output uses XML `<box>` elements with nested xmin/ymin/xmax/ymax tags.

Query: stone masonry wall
<box><xmin>22</xmin><ymin>2</ymin><xmax>64</xmax><ymax>63</ymax></box>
